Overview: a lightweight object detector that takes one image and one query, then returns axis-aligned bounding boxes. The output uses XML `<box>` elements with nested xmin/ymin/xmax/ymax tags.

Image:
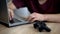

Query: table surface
<box><xmin>0</xmin><ymin>22</ymin><xmax>60</xmax><ymax>34</ymax></box>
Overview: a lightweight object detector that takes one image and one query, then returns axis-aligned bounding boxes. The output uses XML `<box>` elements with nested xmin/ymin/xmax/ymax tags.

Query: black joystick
<box><xmin>33</xmin><ymin>20</ymin><xmax>51</xmax><ymax>32</ymax></box>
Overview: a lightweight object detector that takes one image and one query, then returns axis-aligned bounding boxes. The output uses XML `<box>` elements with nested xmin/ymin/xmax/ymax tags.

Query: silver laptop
<box><xmin>0</xmin><ymin>0</ymin><xmax>30</xmax><ymax>27</ymax></box>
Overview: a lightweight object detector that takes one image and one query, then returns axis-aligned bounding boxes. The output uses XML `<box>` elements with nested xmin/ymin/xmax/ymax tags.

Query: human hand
<box><xmin>8</xmin><ymin>8</ymin><xmax>14</xmax><ymax>20</ymax></box>
<box><xmin>27</xmin><ymin>12</ymin><xmax>47</xmax><ymax>22</ymax></box>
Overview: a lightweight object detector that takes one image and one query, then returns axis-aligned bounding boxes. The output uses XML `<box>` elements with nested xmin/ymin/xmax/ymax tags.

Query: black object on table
<box><xmin>33</xmin><ymin>20</ymin><xmax>51</xmax><ymax>32</ymax></box>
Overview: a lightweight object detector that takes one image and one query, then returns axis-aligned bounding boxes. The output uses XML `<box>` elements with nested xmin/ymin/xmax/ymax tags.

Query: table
<box><xmin>0</xmin><ymin>23</ymin><xmax>60</xmax><ymax>34</ymax></box>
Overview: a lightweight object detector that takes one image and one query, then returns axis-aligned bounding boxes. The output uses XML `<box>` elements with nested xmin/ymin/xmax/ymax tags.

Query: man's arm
<box><xmin>28</xmin><ymin>12</ymin><xmax>60</xmax><ymax>23</ymax></box>
<box><xmin>8</xmin><ymin>1</ymin><xmax>16</xmax><ymax>20</ymax></box>
<box><xmin>8</xmin><ymin>1</ymin><xmax>16</xmax><ymax>10</ymax></box>
<box><xmin>45</xmin><ymin>14</ymin><xmax>60</xmax><ymax>23</ymax></box>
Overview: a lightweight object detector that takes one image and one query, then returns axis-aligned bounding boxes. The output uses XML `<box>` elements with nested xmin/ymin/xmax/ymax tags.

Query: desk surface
<box><xmin>0</xmin><ymin>23</ymin><xmax>60</xmax><ymax>34</ymax></box>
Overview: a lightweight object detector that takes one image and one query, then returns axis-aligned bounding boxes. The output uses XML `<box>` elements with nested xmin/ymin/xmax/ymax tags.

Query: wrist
<box><xmin>43</xmin><ymin>14</ymin><xmax>48</xmax><ymax>21</ymax></box>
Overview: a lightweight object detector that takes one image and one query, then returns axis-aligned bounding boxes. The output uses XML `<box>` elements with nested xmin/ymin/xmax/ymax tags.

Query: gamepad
<box><xmin>33</xmin><ymin>20</ymin><xmax>51</xmax><ymax>32</ymax></box>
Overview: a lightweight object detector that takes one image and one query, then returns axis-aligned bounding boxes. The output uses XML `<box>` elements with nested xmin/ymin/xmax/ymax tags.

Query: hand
<box><xmin>8</xmin><ymin>8</ymin><xmax>14</xmax><ymax>20</ymax></box>
<box><xmin>27</xmin><ymin>12</ymin><xmax>47</xmax><ymax>22</ymax></box>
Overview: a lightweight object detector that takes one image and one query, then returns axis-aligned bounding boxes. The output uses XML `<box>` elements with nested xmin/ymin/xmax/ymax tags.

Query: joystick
<box><xmin>33</xmin><ymin>20</ymin><xmax>51</xmax><ymax>32</ymax></box>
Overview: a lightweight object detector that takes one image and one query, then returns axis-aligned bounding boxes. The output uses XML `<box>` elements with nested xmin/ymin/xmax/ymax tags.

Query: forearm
<box><xmin>45</xmin><ymin>14</ymin><xmax>60</xmax><ymax>23</ymax></box>
<box><xmin>8</xmin><ymin>1</ymin><xmax>16</xmax><ymax>20</ymax></box>
<box><xmin>8</xmin><ymin>1</ymin><xmax>16</xmax><ymax>10</ymax></box>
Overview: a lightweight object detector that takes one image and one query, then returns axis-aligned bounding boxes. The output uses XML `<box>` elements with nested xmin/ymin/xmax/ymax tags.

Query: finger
<box><xmin>8</xmin><ymin>9</ymin><xmax>14</xmax><ymax>20</ymax></box>
<box><xmin>9</xmin><ymin>12</ymin><xmax>12</xmax><ymax>20</ymax></box>
<box><xmin>27</xmin><ymin>15</ymin><xmax>35</xmax><ymax>21</ymax></box>
<box><xmin>10</xmin><ymin>10</ymin><xmax>14</xmax><ymax>18</ymax></box>
<box><xmin>27</xmin><ymin>16</ymin><xmax>31</xmax><ymax>21</ymax></box>
<box><xmin>10</xmin><ymin>11</ymin><xmax>13</xmax><ymax>20</ymax></box>
<box><xmin>28</xmin><ymin>17</ymin><xmax>35</xmax><ymax>21</ymax></box>
<box><xmin>31</xmin><ymin>18</ymin><xmax>37</xmax><ymax>22</ymax></box>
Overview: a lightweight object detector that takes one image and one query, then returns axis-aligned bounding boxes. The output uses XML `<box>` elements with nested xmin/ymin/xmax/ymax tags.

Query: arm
<box><xmin>8</xmin><ymin>1</ymin><xmax>16</xmax><ymax>10</ymax></box>
<box><xmin>28</xmin><ymin>12</ymin><xmax>60</xmax><ymax>23</ymax></box>
<box><xmin>8</xmin><ymin>1</ymin><xmax>16</xmax><ymax>20</ymax></box>
<box><xmin>45</xmin><ymin>14</ymin><xmax>60</xmax><ymax>23</ymax></box>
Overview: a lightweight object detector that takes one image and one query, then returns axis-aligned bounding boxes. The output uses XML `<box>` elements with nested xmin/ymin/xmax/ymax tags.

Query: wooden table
<box><xmin>0</xmin><ymin>23</ymin><xmax>60</xmax><ymax>34</ymax></box>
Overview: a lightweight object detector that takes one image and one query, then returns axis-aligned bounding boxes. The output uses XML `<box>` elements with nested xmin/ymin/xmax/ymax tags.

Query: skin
<box><xmin>28</xmin><ymin>12</ymin><xmax>60</xmax><ymax>23</ymax></box>
<box><xmin>9</xmin><ymin>0</ymin><xmax>60</xmax><ymax>23</ymax></box>
<box><xmin>8</xmin><ymin>2</ymin><xmax>16</xmax><ymax>20</ymax></box>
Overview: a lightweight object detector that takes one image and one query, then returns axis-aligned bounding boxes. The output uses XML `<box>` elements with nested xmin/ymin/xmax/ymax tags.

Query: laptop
<box><xmin>0</xmin><ymin>0</ymin><xmax>31</xmax><ymax>27</ymax></box>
